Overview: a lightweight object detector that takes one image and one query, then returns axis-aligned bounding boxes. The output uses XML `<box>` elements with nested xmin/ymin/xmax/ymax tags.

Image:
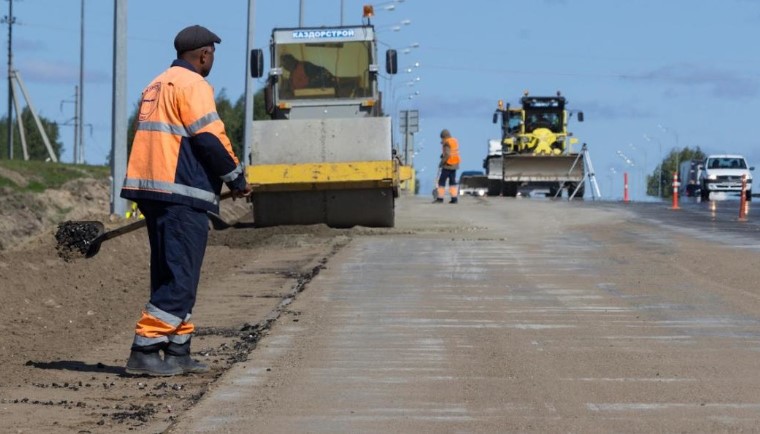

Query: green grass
<box><xmin>0</xmin><ymin>176</ymin><xmax>15</xmax><ymax>189</ymax></box>
<box><xmin>0</xmin><ymin>159</ymin><xmax>110</xmax><ymax>193</ymax></box>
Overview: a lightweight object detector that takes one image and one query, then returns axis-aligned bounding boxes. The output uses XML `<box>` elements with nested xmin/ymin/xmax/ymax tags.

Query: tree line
<box><xmin>0</xmin><ymin>108</ymin><xmax>64</xmax><ymax>161</ymax></box>
<box><xmin>645</xmin><ymin>147</ymin><xmax>705</xmax><ymax>198</ymax></box>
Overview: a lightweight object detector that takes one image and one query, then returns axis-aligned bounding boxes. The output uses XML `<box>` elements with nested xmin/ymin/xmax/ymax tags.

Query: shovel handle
<box><xmin>85</xmin><ymin>219</ymin><xmax>146</xmax><ymax>258</ymax></box>
<box><xmin>85</xmin><ymin>191</ymin><xmax>237</xmax><ymax>258</ymax></box>
<box><xmin>98</xmin><ymin>218</ymin><xmax>147</xmax><ymax>242</ymax></box>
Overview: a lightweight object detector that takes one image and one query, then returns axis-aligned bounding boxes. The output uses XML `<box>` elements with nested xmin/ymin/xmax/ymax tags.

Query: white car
<box><xmin>699</xmin><ymin>154</ymin><xmax>753</xmax><ymax>201</ymax></box>
<box><xmin>458</xmin><ymin>171</ymin><xmax>488</xmax><ymax>197</ymax></box>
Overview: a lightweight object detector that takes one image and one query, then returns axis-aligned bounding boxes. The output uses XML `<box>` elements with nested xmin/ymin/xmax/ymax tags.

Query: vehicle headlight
<box><xmin>707</xmin><ymin>174</ymin><xmax>717</xmax><ymax>180</ymax></box>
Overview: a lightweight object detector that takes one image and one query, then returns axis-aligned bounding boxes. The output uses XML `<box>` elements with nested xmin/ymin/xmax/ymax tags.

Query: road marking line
<box><xmin>587</xmin><ymin>403</ymin><xmax>760</xmax><ymax>412</ymax></box>
<box><xmin>564</xmin><ymin>377</ymin><xmax>697</xmax><ymax>383</ymax></box>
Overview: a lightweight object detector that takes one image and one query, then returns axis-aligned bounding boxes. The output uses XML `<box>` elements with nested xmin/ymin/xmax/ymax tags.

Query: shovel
<box><xmin>84</xmin><ymin>219</ymin><xmax>144</xmax><ymax>258</ymax></box>
<box><xmin>207</xmin><ymin>209</ymin><xmax>254</xmax><ymax>230</ymax></box>
<box><xmin>70</xmin><ymin>191</ymin><xmax>238</xmax><ymax>259</ymax></box>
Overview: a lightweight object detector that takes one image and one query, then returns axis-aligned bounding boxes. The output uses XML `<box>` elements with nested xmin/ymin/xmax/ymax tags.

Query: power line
<box><xmin>422</xmin><ymin>63</ymin><xmax>626</xmax><ymax>80</ymax></box>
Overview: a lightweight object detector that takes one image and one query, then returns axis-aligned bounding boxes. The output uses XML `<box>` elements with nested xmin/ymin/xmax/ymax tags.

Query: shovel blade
<box><xmin>207</xmin><ymin>212</ymin><xmax>232</xmax><ymax>230</ymax></box>
<box><xmin>84</xmin><ymin>234</ymin><xmax>105</xmax><ymax>258</ymax></box>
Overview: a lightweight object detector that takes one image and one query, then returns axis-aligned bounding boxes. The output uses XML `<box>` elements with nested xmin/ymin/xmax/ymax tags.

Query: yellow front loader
<box><xmin>486</xmin><ymin>92</ymin><xmax>586</xmax><ymax>198</ymax></box>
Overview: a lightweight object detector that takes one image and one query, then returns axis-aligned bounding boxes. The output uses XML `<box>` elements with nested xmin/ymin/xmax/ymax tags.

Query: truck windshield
<box><xmin>707</xmin><ymin>158</ymin><xmax>747</xmax><ymax>169</ymax></box>
<box><xmin>277</xmin><ymin>41</ymin><xmax>373</xmax><ymax>100</ymax></box>
<box><xmin>525</xmin><ymin>110</ymin><xmax>562</xmax><ymax>133</ymax></box>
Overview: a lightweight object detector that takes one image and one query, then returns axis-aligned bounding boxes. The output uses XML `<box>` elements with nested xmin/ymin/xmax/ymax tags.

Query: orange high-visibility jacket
<box><xmin>121</xmin><ymin>59</ymin><xmax>246</xmax><ymax>212</ymax></box>
<box><xmin>442</xmin><ymin>137</ymin><xmax>461</xmax><ymax>169</ymax></box>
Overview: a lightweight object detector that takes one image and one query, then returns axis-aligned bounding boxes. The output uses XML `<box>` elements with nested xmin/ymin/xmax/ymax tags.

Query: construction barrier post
<box><xmin>739</xmin><ymin>174</ymin><xmax>748</xmax><ymax>221</ymax></box>
<box><xmin>671</xmin><ymin>172</ymin><xmax>680</xmax><ymax>210</ymax></box>
<box><xmin>623</xmin><ymin>172</ymin><xmax>629</xmax><ymax>203</ymax></box>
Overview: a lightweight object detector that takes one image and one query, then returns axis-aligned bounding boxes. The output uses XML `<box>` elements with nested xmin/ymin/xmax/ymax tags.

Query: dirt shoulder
<box><xmin>0</xmin><ymin>205</ymin><xmax>358</xmax><ymax>433</ymax></box>
<box><xmin>0</xmin><ymin>167</ymin><xmax>356</xmax><ymax>432</ymax></box>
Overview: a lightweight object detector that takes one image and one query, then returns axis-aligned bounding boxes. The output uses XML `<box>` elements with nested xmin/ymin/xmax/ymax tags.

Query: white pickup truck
<box><xmin>699</xmin><ymin>154</ymin><xmax>754</xmax><ymax>201</ymax></box>
<box><xmin>458</xmin><ymin>170</ymin><xmax>489</xmax><ymax>197</ymax></box>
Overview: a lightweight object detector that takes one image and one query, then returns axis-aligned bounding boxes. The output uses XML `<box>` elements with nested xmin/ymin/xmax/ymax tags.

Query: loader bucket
<box><xmin>502</xmin><ymin>154</ymin><xmax>584</xmax><ymax>183</ymax></box>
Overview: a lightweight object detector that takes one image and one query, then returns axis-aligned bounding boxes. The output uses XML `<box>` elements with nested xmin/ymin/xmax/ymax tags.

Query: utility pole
<box><xmin>13</xmin><ymin>69</ymin><xmax>57</xmax><ymax>162</ymax></box>
<box><xmin>242</xmin><ymin>0</ymin><xmax>255</xmax><ymax>166</ymax></box>
<box><xmin>61</xmin><ymin>85</ymin><xmax>80</xmax><ymax>157</ymax></box>
<box><xmin>658</xmin><ymin>124</ymin><xmax>680</xmax><ymax>182</ymax></box>
<box><xmin>2</xmin><ymin>0</ymin><xmax>15</xmax><ymax>159</ymax></box>
<box><xmin>73</xmin><ymin>85</ymin><xmax>79</xmax><ymax>159</ymax></box>
<box><xmin>399</xmin><ymin>109</ymin><xmax>418</xmax><ymax>193</ymax></box>
<box><xmin>299</xmin><ymin>0</ymin><xmax>304</xmax><ymax>26</ymax></box>
<box><xmin>76</xmin><ymin>0</ymin><xmax>85</xmax><ymax>164</ymax></box>
<box><xmin>111</xmin><ymin>0</ymin><xmax>128</xmax><ymax>216</ymax></box>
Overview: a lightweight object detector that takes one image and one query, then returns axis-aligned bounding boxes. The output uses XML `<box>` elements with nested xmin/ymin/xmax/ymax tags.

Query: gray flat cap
<box><xmin>174</xmin><ymin>25</ymin><xmax>221</xmax><ymax>54</ymax></box>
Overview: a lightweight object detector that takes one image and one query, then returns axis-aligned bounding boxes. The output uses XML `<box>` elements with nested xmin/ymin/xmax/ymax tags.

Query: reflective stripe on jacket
<box><xmin>443</xmin><ymin>137</ymin><xmax>461</xmax><ymax>169</ymax></box>
<box><xmin>121</xmin><ymin>59</ymin><xmax>246</xmax><ymax>213</ymax></box>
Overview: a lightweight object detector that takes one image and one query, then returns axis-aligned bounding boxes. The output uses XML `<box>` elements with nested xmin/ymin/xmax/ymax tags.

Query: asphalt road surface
<box><xmin>172</xmin><ymin>195</ymin><xmax>760</xmax><ymax>433</ymax></box>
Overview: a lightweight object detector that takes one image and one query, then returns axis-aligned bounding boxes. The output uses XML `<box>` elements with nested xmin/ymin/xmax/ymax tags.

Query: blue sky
<box><xmin>4</xmin><ymin>0</ymin><xmax>760</xmax><ymax>200</ymax></box>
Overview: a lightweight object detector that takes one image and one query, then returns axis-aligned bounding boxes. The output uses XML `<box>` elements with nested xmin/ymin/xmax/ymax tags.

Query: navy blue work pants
<box><xmin>137</xmin><ymin>200</ymin><xmax>209</xmax><ymax>319</ymax></box>
<box><xmin>438</xmin><ymin>168</ymin><xmax>458</xmax><ymax>187</ymax></box>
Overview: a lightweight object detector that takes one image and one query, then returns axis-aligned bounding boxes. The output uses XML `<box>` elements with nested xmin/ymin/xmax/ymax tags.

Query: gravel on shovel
<box><xmin>55</xmin><ymin>221</ymin><xmax>103</xmax><ymax>261</ymax></box>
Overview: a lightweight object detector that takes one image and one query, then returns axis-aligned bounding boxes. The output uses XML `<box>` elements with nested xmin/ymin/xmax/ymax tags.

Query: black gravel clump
<box><xmin>55</xmin><ymin>221</ymin><xmax>102</xmax><ymax>261</ymax></box>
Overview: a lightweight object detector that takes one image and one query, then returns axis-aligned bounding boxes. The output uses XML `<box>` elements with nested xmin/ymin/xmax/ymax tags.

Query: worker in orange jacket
<box><xmin>434</xmin><ymin>129</ymin><xmax>461</xmax><ymax>204</ymax></box>
<box><xmin>120</xmin><ymin>25</ymin><xmax>251</xmax><ymax>376</ymax></box>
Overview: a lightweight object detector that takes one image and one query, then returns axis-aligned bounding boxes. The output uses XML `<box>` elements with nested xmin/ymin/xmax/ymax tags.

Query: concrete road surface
<box><xmin>172</xmin><ymin>196</ymin><xmax>760</xmax><ymax>433</ymax></box>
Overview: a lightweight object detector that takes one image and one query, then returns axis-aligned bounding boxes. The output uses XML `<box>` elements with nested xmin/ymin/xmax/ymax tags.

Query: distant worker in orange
<box><xmin>434</xmin><ymin>129</ymin><xmax>461</xmax><ymax>204</ymax></box>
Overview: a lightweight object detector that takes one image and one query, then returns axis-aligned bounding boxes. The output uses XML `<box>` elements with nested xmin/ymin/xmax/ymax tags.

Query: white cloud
<box><xmin>15</xmin><ymin>38</ymin><xmax>46</xmax><ymax>52</ymax></box>
<box><xmin>415</xmin><ymin>95</ymin><xmax>495</xmax><ymax>119</ymax></box>
<box><xmin>622</xmin><ymin>63</ymin><xmax>759</xmax><ymax>99</ymax></box>
<box><xmin>19</xmin><ymin>59</ymin><xmax>78</xmax><ymax>83</ymax></box>
<box><xmin>574</xmin><ymin>100</ymin><xmax>652</xmax><ymax>121</ymax></box>
<box><xmin>17</xmin><ymin>59</ymin><xmax>109</xmax><ymax>85</ymax></box>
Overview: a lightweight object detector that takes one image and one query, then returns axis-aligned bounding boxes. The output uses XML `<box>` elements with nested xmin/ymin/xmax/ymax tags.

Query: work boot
<box><xmin>449</xmin><ymin>197</ymin><xmax>458</xmax><ymax>204</ymax></box>
<box><xmin>164</xmin><ymin>354</ymin><xmax>209</xmax><ymax>374</ymax></box>
<box><xmin>164</xmin><ymin>341</ymin><xmax>209</xmax><ymax>374</ymax></box>
<box><xmin>125</xmin><ymin>350</ymin><xmax>183</xmax><ymax>377</ymax></box>
<box><xmin>432</xmin><ymin>198</ymin><xmax>444</xmax><ymax>204</ymax></box>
